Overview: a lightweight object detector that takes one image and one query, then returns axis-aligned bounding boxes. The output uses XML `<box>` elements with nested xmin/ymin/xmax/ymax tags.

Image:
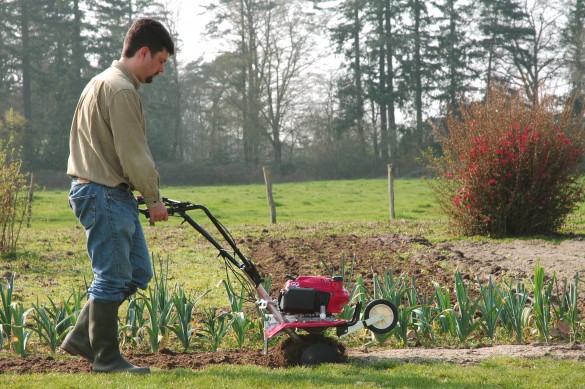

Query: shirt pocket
<box><xmin>69</xmin><ymin>194</ymin><xmax>96</xmax><ymax>230</ymax></box>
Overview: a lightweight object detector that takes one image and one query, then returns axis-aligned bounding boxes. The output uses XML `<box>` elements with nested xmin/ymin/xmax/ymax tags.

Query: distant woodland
<box><xmin>1</xmin><ymin>0</ymin><xmax>583</xmax><ymax>186</ymax></box>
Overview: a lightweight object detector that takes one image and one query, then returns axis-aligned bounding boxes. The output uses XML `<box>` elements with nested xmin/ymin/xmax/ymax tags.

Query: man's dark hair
<box><xmin>123</xmin><ymin>18</ymin><xmax>175</xmax><ymax>58</ymax></box>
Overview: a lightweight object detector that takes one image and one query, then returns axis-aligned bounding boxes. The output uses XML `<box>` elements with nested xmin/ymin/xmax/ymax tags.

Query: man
<box><xmin>62</xmin><ymin>18</ymin><xmax>174</xmax><ymax>374</ymax></box>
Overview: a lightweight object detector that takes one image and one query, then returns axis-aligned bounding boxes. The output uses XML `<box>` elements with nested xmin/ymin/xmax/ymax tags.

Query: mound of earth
<box><xmin>0</xmin><ymin>336</ymin><xmax>345</xmax><ymax>373</ymax></box>
<box><xmin>1</xmin><ymin>342</ymin><xmax>583</xmax><ymax>373</ymax></box>
<box><xmin>246</xmin><ymin>233</ymin><xmax>585</xmax><ymax>298</ymax></box>
<box><xmin>2</xmin><ymin>233</ymin><xmax>584</xmax><ymax>372</ymax></box>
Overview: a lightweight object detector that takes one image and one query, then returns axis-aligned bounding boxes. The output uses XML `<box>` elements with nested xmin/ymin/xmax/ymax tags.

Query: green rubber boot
<box><xmin>89</xmin><ymin>301</ymin><xmax>150</xmax><ymax>374</ymax></box>
<box><xmin>61</xmin><ymin>301</ymin><xmax>94</xmax><ymax>362</ymax></box>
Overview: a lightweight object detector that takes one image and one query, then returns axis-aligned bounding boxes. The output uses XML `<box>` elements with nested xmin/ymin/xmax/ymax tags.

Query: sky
<box><xmin>169</xmin><ymin>0</ymin><xmax>341</xmax><ymax>66</ymax></box>
<box><xmin>171</xmin><ymin>1</ymin><xmax>224</xmax><ymax>64</ymax></box>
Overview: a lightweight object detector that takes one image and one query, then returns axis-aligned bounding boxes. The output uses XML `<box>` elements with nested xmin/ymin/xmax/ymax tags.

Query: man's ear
<box><xmin>138</xmin><ymin>46</ymin><xmax>150</xmax><ymax>59</ymax></box>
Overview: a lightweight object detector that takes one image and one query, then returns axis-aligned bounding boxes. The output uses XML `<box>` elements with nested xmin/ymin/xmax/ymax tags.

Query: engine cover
<box><xmin>278</xmin><ymin>276</ymin><xmax>350</xmax><ymax>314</ymax></box>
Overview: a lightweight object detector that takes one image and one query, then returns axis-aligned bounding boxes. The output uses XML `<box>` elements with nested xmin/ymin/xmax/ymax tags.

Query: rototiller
<box><xmin>138</xmin><ymin>197</ymin><xmax>398</xmax><ymax>364</ymax></box>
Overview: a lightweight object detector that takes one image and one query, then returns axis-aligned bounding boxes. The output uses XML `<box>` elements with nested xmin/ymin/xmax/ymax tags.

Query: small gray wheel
<box><xmin>363</xmin><ymin>299</ymin><xmax>398</xmax><ymax>334</ymax></box>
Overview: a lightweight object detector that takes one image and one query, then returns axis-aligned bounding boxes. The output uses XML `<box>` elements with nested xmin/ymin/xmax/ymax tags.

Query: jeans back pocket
<box><xmin>69</xmin><ymin>194</ymin><xmax>96</xmax><ymax>230</ymax></box>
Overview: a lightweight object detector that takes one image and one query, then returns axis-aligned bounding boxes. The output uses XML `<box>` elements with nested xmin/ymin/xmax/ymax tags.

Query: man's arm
<box><xmin>108</xmin><ymin>89</ymin><xmax>167</xmax><ymax>222</ymax></box>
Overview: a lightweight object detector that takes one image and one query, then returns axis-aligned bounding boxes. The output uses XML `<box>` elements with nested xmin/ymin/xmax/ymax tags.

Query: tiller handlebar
<box><xmin>137</xmin><ymin>197</ymin><xmax>301</xmax><ymax>342</ymax></box>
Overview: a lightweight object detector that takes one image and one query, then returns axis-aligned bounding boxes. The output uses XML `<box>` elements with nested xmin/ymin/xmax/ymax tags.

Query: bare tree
<box><xmin>205</xmin><ymin>0</ymin><xmax>320</xmax><ymax>169</ymax></box>
<box><xmin>505</xmin><ymin>0</ymin><xmax>565</xmax><ymax>103</ymax></box>
<box><xmin>562</xmin><ymin>0</ymin><xmax>585</xmax><ymax>105</ymax></box>
<box><xmin>257</xmin><ymin>1</ymin><xmax>319</xmax><ymax>170</ymax></box>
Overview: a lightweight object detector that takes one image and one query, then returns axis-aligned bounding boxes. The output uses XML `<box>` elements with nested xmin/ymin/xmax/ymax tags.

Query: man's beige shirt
<box><xmin>67</xmin><ymin>60</ymin><xmax>161</xmax><ymax>206</ymax></box>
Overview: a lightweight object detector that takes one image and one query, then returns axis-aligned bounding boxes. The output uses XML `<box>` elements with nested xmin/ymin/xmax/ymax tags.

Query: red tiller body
<box><xmin>281</xmin><ymin>276</ymin><xmax>350</xmax><ymax>314</ymax></box>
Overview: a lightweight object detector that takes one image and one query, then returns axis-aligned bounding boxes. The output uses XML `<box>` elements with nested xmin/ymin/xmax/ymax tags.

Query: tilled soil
<box><xmin>0</xmin><ymin>335</ymin><xmax>345</xmax><ymax>373</ymax></box>
<box><xmin>2</xmin><ymin>233</ymin><xmax>584</xmax><ymax>373</ymax></box>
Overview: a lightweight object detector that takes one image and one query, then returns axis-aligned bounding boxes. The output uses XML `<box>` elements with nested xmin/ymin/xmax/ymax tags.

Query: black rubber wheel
<box><xmin>363</xmin><ymin>299</ymin><xmax>398</xmax><ymax>334</ymax></box>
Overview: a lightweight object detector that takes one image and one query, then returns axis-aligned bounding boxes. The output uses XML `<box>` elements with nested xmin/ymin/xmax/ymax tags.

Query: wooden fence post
<box><xmin>263</xmin><ymin>166</ymin><xmax>277</xmax><ymax>224</ymax></box>
<box><xmin>388</xmin><ymin>164</ymin><xmax>395</xmax><ymax>220</ymax></box>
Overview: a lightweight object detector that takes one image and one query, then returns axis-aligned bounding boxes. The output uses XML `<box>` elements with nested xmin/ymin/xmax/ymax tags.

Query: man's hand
<box><xmin>148</xmin><ymin>202</ymin><xmax>168</xmax><ymax>222</ymax></box>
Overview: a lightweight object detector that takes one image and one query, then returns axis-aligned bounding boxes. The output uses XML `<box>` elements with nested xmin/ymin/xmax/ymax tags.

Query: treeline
<box><xmin>0</xmin><ymin>0</ymin><xmax>583</xmax><ymax>187</ymax></box>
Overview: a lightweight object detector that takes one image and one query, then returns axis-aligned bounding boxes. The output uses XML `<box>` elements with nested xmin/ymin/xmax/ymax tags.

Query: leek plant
<box><xmin>31</xmin><ymin>298</ymin><xmax>71</xmax><ymax>352</ymax></box>
<box><xmin>256</xmin><ymin>276</ymin><xmax>272</xmax><ymax>343</ymax></box>
<box><xmin>410</xmin><ymin>277</ymin><xmax>436</xmax><ymax>343</ymax></box>
<box><xmin>63</xmin><ymin>286</ymin><xmax>87</xmax><ymax>330</ymax></box>
<box><xmin>122</xmin><ymin>296</ymin><xmax>148</xmax><ymax>348</ymax></box>
<box><xmin>553</xmin><ymin>273</ymin><xmax>580</xmax><ymax>339</ymax></box>
<box><xmin>433</xmin><ymin>280</ymin><xmax>456</xmax><ymax>337</ymax></box>
<box><xmin>391</xmin><ymin>303</ymin><xmax>418</xmax><ymax>346</ymax></box>
<box><xmin>230</xmin><ymin>311</ymin><xmax>254</xmax><ymax>349</ymax></box>
<box><xmin>339</xmin><ymin>275</ymin><xmax>366</xmax><ymax>321</ymax></box>
<box><xmin>320</xmin><ymin>254</ymin><xmax>362</xmax><ymax>321</ymax></box>
<box><xmin>532</xmin><ymin>262</ymin><xmax>554</xmax><ymax>342</ymax></box>
<box><xmin>200</xmin><ymin>307</ymin><xmax>234</xmax><ymax>351</ymax></box>
<box><xmin>219</xmin><ymin>280</ymin><xmax>253</xmax><ymax>349</ymax></box>
<box><xmin>453</xmin><ymin>271</ymin><xmax>480</xmax><ymax>341</ymax></box>
<box><xmin>166</xmin><ymin>286</ymin><xmax>209</xmax><ymax>351</ymax></box>
<box><xmin>478</xmin><ymin>277</ymin><xmax>503</xmax><ymax>341</ymax></box>
<box><xmin>319</xmin><ymin>253</ymin><xmax>355</xmax><ymax>291</ymax></box>
<box><xmin>10</xmin><ymin>303</ymin><xmax>33</xmax><ymax>356</ymax></box>
<box><xmin>142</xmin><ymin>286</ymin><xmax>175</xmax><ymax>353</ymax></box>
<box><xmin>371</xmin><ymin>271</ymin><xmax>408</xmax><ymax>344</ymax></box>
<box><xmin>500</xmin><ymin>280</ymin><xmax>531</xmax><ymax>343</ymax></box>
<box><xmin>372</xmin><ymin>270</ymin><xmax>406</xmax><ymax>307</ymax></box>
<box><xmin>0</xmin><ymin>274</ymin><xmax>14</xmax><ymax>340</ymax></box>
<box><xmin>151</xmin><ymin>255</ymin><xmax>173</xmax><ymax>315</ymax></box>
<box><xmin>140</xmin><ymin>254</ymin><xmax>176</xmax><ymax>352</ymax></box>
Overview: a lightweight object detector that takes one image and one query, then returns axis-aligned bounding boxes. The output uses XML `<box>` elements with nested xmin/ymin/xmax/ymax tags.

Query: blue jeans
<box><xmin>69</xmin><ymin>179</ymin><xmax>152</xmax><ymax>302</ymax></box>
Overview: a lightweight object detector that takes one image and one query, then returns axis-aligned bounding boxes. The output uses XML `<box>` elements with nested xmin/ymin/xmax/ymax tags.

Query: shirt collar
<box><xmin>111</xmin><ymin>60</ymin><xmax>141</xmax><ymax>90</ymax></box>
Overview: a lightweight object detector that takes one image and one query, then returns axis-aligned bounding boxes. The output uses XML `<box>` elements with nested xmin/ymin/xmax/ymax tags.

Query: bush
<box><xmin>427</xmin><ymin>88</ymin><xmax>585</xmax><ymax>237</ymax></box>
<box><xmin>0</xmin><ymin>137</ymin><xmax>30</xmax><ymax>254</ymax></box>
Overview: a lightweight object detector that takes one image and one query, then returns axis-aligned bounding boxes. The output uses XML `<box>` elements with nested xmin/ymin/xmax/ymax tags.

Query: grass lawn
<box><xmin>1</xmin><ymin>358</ymin><xmax>584</xmax><ymax>388</ymax></box>
<box><xmin>28</xmin><ymin>178</ymin><xmax>442</xmax><ymax>230</ymax></box>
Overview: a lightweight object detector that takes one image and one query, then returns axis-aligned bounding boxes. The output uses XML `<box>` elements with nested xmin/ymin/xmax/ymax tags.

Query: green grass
<box><xmin>29</xmin><ymin>178</ymin><xmax>442</xmax><ymax>230</ymax></box>
<box><xmin>1</xmin><ymin>358</ymin><xmax>584</xmax><ymax>388</ymax></box>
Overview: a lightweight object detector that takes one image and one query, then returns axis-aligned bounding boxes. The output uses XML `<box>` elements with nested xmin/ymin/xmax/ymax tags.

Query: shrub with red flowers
<box><xmin>427</xmin><ymin>89</ymin><xmax>585</xmax><ymax>237</ymax></box>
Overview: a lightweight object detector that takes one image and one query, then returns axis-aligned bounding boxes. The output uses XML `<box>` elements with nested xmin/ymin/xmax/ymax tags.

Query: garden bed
<box><xmin>1</xmin><ymin>232</ymin><xmax>584</xmax><ymax>372</ymax></box>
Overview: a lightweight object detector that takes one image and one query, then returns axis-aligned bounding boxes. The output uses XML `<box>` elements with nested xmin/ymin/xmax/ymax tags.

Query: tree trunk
<box><xmin>353</xmin><ymin>4</ymin><xmax>366</xmax><ymax>150</ymax></box>
<box><xmin>72</xmin><ymin>0</ymin><xmax>83</xmax><ymax>89</ymax></box>
<box><xmin>20</xmin><ymin>0</ymin><xmax>31</xmax><ymax>122</ymax></box>
<box><xmin>385</xmin><ymin>0</ymin><xmax>397</xmax><ymax>165</ymax></box>
<box><xmin>413</xmin><ymin>0</ymin><xmax>423</xmax><ymax>145</ymax></box>
<box><xmin>378</xmin><ymin>0</ymin><xmax>388</xmax><ymax>163</ymax></box>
